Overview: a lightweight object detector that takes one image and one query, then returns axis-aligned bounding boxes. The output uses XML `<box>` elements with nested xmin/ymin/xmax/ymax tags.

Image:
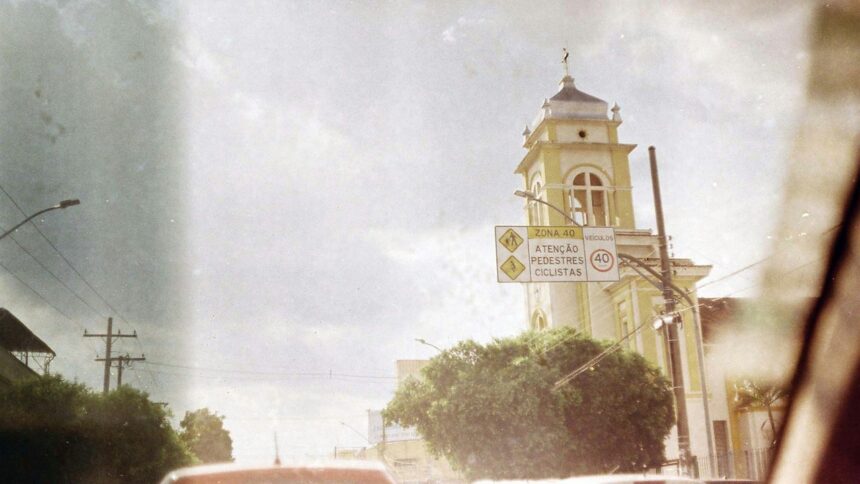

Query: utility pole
<box><xmin>649</xmin><ymin>146</ymin><xmax>692</xmax><ymax>473</ymax></box>
<box><xmin>96</xmin><ymin>354</ymin><xmax>146</xmax><ymax>388</ymax></box>
<box><xmin>84</xmin><ymin>317</ymin><xmax>142</xmax><ymax>394</ymax></box>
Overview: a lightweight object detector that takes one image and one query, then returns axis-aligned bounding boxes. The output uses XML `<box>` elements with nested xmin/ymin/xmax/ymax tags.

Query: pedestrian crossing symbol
<box><xmin>500</xmin><ymin>256</ymin><xmax>526</xmax><ymax>280</ymax></box>
<box><xmin>499</xmin><ymin>228</ymin><xmax>524</xmax><ymax>253</ymax></box>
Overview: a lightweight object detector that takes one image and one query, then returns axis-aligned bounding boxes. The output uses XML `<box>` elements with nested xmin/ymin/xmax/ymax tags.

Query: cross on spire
<box><xmin>562</xmin><ymin>48</ymin><xmax>570</xmax><ymax>76</ymax></box>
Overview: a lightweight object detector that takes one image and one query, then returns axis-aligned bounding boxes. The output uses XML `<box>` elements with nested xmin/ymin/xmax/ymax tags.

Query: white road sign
<box><xmin>495</xmin><ymin>226</ymin><xmax>620</xmax><ymax>283</ymax></box>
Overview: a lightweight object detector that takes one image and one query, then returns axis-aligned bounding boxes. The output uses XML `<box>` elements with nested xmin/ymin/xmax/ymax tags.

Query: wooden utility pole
<box><xmin>84</xmin><ymin>317</ymin><xmax>142</xmax><ymax>394</ymax></box>
<box><xmin>96</xmin><ymin>354</ymin><xmax>146</xmax><ymax>388</ymax></box>
<box><xmin>649</xmin><ymin>146</ymin><xmax>692</xmax><ymax>472</ymax></box>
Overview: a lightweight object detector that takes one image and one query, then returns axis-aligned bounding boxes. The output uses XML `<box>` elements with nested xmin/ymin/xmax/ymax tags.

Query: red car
<box><xmin>159</xmin><ymin>460</ymin><xmax>397</xmax><ymax>484</ymax></box>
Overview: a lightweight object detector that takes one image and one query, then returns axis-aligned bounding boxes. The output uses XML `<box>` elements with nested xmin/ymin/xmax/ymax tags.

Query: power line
<box><xmin>0</xmin><ymin>183</ymin><xmax>161</xmax><ymax>389</ymax></box>
<box><xmin>0</xmin><ymin>183</ymin><xmax>121</xmax><ymax>318</ymax></box>
<box><xmin>0</xmin><ymin>228</ymin><xmax>108</xmax><ymax>319</ymax></box>
<box><xmin>142</xmin><ymin>360</ymin><xmax>397</xmax><ymax>379</ymax></box>
<box><xmin>128</xmin><ymin>367</ymin><xmax>396</xmax><ymax>383</ymax></box>
<box><xmin>0</xmin><ymin>260</ymin><xmax>85</xmax><ymax>332</ymax></box>
<box><xmin>697</xmin><ymin>224</ymin><xmax>840</xmax><ymax>291</ymax></box>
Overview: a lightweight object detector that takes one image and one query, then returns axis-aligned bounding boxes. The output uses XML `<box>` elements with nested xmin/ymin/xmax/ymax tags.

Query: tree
<box><xmin>734</xmin><ymin>379</ymin><xmax>788</xmax><ymax>447</ymax></box>
<box><xmin>179</xmin><ymin>408</ymin><xmax>234</xmax><ymax>463</ymax></box>
<box><xmin>0</xmin><ymin>375</ymin><xmax>193</xmax><ymax>484</ymax></box>
<box><xmin>84</xmin><ymin>386</ymin><xmax>195</xmax><ymax>483</ymax></box>
<box><xmin>383</xmin><ymin>327</ymin><xmax>674</xmax><ymax>480</ymax></box>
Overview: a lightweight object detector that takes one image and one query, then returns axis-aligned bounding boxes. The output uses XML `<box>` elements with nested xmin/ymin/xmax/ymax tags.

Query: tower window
<box><xmin>531</xmin><ymin>311</ymin><xmax>547</xmax><ymax>331</ymax></box>
<box><xmin>570</xmin><ymin>171</ymin><xmax>610</xmax><ymax>226</ymax></box>
<box><xmin>530</xmin><ymin>181</ymin><xmax>543</xmax><ymax>225</ymax></box>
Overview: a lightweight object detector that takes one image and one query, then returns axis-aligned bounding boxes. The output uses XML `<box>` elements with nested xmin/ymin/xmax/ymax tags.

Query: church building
<box><xmin>513</xmin><ymin>68</ymin><xmax>735</xmax><ymax>474</ymax></box>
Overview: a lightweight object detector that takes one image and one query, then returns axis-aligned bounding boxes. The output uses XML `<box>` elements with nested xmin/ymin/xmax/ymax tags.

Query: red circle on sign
<box><xmin>590</xmin><ymin>249</ymin><xmax>615</xmax><ymax>272</ymax></box>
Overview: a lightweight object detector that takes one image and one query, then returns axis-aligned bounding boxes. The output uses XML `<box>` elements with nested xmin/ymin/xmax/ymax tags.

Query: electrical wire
<box><xmin>127</xmin><ymin>367</ymin><xmax>396</xmax><ymax>383</ymax></box>
<box><xmin>0</xmin><ymin>229</ymin><xmax>108</xmax><ymax>319</ymax></box>
<box><xmin>0</xmin><ymin>183</ymin><xmax>162</xmax><ymax>390</ymax></box>
<box><xmin>142</xmin><ymin>360</ymin><xmax>396</xmax><ymax>379</ymax></box>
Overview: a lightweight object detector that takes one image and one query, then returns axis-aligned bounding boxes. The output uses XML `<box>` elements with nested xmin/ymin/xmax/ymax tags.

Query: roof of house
<box><xmin>0</xmin><ymin>308</ymin><xmax>55</xmax><ymax>354</ymax></box>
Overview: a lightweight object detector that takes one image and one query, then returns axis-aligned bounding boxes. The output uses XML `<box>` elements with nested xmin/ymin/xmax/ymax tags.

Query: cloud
<box><xmin>365</xmin><ymin>225</ymin><xmax>524</xmax><ymax>350</ymax></box>
<box><xmin>441</xmin><ymin>16</ymin><xmax>490</xmax><ymax>44</ymax></box>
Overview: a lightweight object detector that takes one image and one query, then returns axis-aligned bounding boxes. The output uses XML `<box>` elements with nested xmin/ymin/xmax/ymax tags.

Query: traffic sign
<box><xmin>495</xmin><ymin>226</ymin><xmax>619</xmax><ymax>283</ymax></box>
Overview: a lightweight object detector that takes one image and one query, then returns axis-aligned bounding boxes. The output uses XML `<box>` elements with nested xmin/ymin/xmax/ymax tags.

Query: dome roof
<box><xmin>550</xmin><ymin>76</ymin><xmax>607</xmax><ymax>104</ymax></box>
<box><xmin>541</xmin><ymin>76</ymin><xmax>608</xmax><ymax>121</ymax></box>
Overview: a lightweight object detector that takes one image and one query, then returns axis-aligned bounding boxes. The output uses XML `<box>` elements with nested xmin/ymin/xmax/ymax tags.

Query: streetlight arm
<box><xmin>415</xmin><ymin>338</ymin><xmax>442</xmax><ymax>353</ymax></box>
<box><xmin>513</xmin><ymin>190</ymin><xmax>581</xmax><ymax>227</ymax></box>
<box><xmin>619</xmin><ymin>257</ymin><xmax>664</xmax><ymax>291</ymax></box>
<box><xmin>617</xmin><ymin>253</ymin><xmax>695</xmax><ymax>308</ymax></box>
<box><xmin>0</xmin><ymin>199</ymin><xmax>80</xmax><ymax>241</ymax></box>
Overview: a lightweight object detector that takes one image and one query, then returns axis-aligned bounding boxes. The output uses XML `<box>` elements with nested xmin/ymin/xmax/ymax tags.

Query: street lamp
<box><xmin>414</xmin><ymin>338</ymin><xmax>442</xmax><ymax>353</ymax></box>
<box><xmin>0</xmin><ymin>199</ymin><xmax>80</xmax><ymax>241</ymax></box>
<box><xmin>513</xmin><ymin>190</ymin><xmax>581</xmax><ymax>227</ymax></box>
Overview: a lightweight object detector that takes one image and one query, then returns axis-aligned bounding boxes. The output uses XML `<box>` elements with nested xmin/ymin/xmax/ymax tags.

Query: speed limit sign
<box><xmin>589</xmin><ymin>249</ymin><xmax>615</xmax><ymax>272</ymax></box>
<box><xmin>582</xmin><ymin>228</ymin><xmax>619</xmax><ymax>281</ymax></box>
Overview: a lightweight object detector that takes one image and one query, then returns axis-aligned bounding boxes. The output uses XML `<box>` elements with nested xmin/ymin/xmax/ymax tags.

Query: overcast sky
<box><xmin>0</xmin><ymin>0</ymin><xmax>814</xmax><ymax>463</ymax></box>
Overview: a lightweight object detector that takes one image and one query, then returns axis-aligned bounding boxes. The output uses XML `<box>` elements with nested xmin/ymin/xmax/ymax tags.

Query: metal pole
<box><xmin>691</xmin><ymin>298</ymin><xmax>716</xmax><ymax>462</ymax></box>
<box><xmin>619</xmin><ymin>253</ymin><xmax>716</xmax><ymax>461</ymax></box>
<box><xmin>649</xmin><ymin>146</ymin><xmax>692</xmax><ymax>473</ymax></box>
<box><xmin>0</xmin><ymin>199</ymin><xmax>80</xmax><ymax>241</ymax></box>
<box><xmin>0</xmin><ymin>206</ymin><xmax>57</xmax><ymax>241</ymax></box>
<box><xmin>117</xmin><ymin>355</ymin><xmax>124</xmax><ymax>388</ymax></box>
<box><xmin>104</xmin><ymin>317</ymin><xmax>113</xmax><ymax>394</ymax></box>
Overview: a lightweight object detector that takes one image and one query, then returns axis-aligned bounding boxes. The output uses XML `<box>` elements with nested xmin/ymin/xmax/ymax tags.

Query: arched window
<box><xmin>528</xmin><ymin>179</ymin><xmax>544</xmax><ymax>226</ymax></box>
<box><xmin>531</xmin><ymin>310</ymin><xmax>547</xmax><ymax>331</ymax></box>
<box><xmin>569</xmin><ymin>171</ymin><xmax>609</xmax><ymax>226</ymax></box>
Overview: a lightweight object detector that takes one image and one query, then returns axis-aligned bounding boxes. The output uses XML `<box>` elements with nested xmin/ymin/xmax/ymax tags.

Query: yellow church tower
<box><xmin>515</xmin><ymin>68</ymin><xmax>723</xmax><ymax>466</ymax></box>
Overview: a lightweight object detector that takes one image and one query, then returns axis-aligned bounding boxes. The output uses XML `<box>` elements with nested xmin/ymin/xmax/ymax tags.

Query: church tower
<box><xmin>515</xmin><ymin>66</ymin><xmax>720</xmax><ymax>463</ymax></box>
<box><xmin>517</xmin><ymin>74</ymin><xmax>635</xmax><ymax>231</ymax></box>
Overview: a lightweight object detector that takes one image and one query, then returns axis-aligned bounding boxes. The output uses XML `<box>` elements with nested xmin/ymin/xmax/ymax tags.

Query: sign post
<box><xmin>495</xmin><ymin>226</ymin><xmax>619</xmax><ymax>283</ymax></box>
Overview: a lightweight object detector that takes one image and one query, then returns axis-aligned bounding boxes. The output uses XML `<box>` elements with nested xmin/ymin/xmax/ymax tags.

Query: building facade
<box><xmin>514</xmin><ymin>72</ymin><xmax>724</xmax><ymax>470</ymax></box>
<box><xmin>364</xmin><ymin>360</ymin><xmax>462</xmax><ymax>483</ymax></box>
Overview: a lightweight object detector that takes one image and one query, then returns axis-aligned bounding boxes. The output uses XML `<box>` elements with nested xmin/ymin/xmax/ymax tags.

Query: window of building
<box><xmin>530</xmin><ymin>181</ymin><xmax>543</xmax><ymax>225</ymax></box>
<box><xmin>569</xmin><ymin>171</ymin><xmax>610</xmax><ymax>226</ymax></box>
<box><xmin>617</xmin><ymin>301</ymin><xmax>631</xmax><ymax>349</ymax></box>
<box><xmin>531</xmin><ymin>310</ymin><xmax>547</xmax><ymax>331</ymax></box>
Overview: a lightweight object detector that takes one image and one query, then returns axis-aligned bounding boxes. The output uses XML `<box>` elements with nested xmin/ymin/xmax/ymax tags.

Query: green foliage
<box><xmin>0</xmin><ymin>375</ymin><xmax>193</xmax><ymax>484</ymax></box>
<box><xmin>179</xmin><ymin>407</ymin><xmax>234</xmax><ymax>463</ymax></box>
<box><xmin>383</xmin><ymin>327</ymin><xmax>674</xmax><ymax>480</ymax></box>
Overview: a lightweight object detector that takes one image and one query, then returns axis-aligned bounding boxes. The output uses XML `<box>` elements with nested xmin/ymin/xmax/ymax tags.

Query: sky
<box><xmin>0</xmin><ymin>0</ymin><xmax>816</xmax><ymax>463</ymax></box>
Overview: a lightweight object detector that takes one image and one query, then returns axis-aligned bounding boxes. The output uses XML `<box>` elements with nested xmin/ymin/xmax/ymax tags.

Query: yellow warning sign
<box><xmin>500</xmin><ymin>256</ymin><xmax>526</xmax><ymax>280</ymax></box>
<box><xmin>499</xmin><ymin>228</ymin><xmax>524</xmax><ymax>253</ymax></box>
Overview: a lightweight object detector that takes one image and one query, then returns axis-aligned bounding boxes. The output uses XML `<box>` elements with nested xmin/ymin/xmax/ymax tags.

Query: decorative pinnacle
<box><xmin>611</xmin><ymin>103</ymin><xmax>622</xmax><ymax>121</ymax></box>
<box><xmin>522</xmin><ymin>125</ymin><xmax>531</xmax><ymax>137</ymax></box>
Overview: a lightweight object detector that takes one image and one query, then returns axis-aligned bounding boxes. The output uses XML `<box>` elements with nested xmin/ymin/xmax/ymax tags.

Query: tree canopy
<box><xmin>383</xmin><ymin>327</ymin><xmax>674</xmax><ymax>480</ymax></box>
<box><xmin>179</xmin><ymin>407</ymin><xmax>234</xmax><ymax>463</ymax></box>
<box><xmin>0</xmin><ymin>375</ymin><xmax>193</xmax><ymax>484</ymax></box>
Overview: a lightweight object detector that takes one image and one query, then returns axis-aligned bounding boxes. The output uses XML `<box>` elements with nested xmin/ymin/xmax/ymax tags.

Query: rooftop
<box><xmin>0</xmin><ymin>308</ymin><xmax>55</xmax><ymax>354</ymax></box>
